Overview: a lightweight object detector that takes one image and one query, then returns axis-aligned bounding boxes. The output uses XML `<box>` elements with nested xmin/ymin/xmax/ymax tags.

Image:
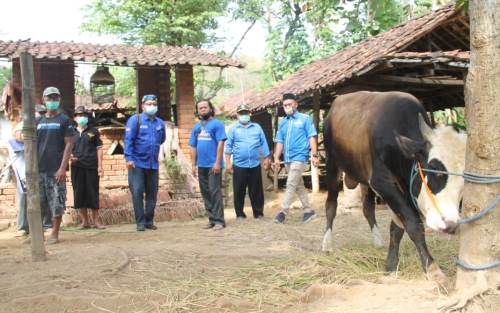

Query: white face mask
<box><xmin>284</xmin><ymin>106</ymin><xmax>295</xmax><ymax>115</ymax></box>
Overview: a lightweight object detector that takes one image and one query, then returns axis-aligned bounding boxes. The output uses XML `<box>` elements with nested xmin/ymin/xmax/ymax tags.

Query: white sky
<box><xmin>0</xmin><ymin>0</ymin><xmax>267</xmax><ymax>59</ymax></box>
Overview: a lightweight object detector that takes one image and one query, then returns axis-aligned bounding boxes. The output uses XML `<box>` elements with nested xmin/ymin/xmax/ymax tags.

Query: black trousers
<box><xmin>198</xmin><ymin>167</ymin><xmax>225</xmax><ymax>226</ymax></box>
<box><xmin>71</xmin><ymin>166</ymin><xmax>99</xmax><ymax>209</ymax></box>
<box><xmin>232</xmin><ymin>165</ymin><xmax>264</xmax><ymax>218</ymax></box>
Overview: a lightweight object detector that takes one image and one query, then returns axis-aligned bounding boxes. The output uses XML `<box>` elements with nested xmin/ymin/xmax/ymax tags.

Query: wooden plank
<box><xmin>373</xmin><ymin>74</ymin><xmax>464</xmax><ymax>86</ymax></box>
<box><xmin>440</xmin><ymin>25</ymin><xmax>469</xmax><ymax>49</ymax></box>
<box><xmin>20</xmin><ymin>52</ymin><xmax>46</xmax><ymax>262</ymax></box>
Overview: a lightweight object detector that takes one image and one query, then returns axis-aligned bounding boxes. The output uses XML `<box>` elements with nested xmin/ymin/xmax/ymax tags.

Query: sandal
<box><xmin>93</xmin><ymin>224</ymin><xmax>106</xmax><ymax>230</ymax></box>
<box><xmin>78</xmin><ymin>224</ymin><xmax>91</xmax><ymax>230</ymax></box>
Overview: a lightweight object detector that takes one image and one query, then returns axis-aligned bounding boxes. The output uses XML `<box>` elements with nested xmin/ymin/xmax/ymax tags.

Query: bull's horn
<box><xmin>418</xmin><ymin>113</ymin><xmax>433</xmax><ymax>140</ymax></box>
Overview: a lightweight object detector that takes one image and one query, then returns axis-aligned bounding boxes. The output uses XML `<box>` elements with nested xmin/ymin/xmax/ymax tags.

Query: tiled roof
<box><xmin>236</xmin><ymin>5</ymin><xmax>465</xmax><ymax>113</ymax></box>
<box><xmin>0</xmin><ymin>40</ymin><xmax>244</xmax><ymax>68</ymax></box>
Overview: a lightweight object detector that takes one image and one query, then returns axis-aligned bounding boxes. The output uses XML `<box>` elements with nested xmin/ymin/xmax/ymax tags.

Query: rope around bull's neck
<box><xmin>409</xmin><ymin>161</ymin><xmax>500</xmax><ymax>271</ymax></box>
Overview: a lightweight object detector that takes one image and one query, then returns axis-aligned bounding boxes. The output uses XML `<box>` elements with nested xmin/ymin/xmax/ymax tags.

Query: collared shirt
<box><xmin>72</xmin><ymin>126</ymin><xmax>103</xmax><ymax>169</ymax></box>
<box><xmin>225</xmin><ymin>122</ymin><xmax>270</xmax><ymax>168</ymax></box>
<box><xmin>188</xmin><ymin>118</ymin><xmax>227</xmax><ymax>168</ymax></box>
<box><xmin>275</xmin><ymin>111</ymin><xmax>317</xmax><ymax>163</ymax></box>
<box><xmin>124</xmin><ymin>112</ymin><xmax>166</xmax><ymax>170</ymax></box>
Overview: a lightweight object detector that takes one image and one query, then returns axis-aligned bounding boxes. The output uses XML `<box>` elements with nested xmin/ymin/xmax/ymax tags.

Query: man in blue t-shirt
<box><xmin>273</xmin><ymin>93</ymin><xmax>319</xmax><ymax>224</ymax></box>
<box><xmin>124</xmin><ymin>95</ymin><xmax>166</xmax><ymax>231</ymax></box>
<box><xmin>189</xmin><ymin>100</ymin><xmax>227</xmax><ymax>230</ymax></box>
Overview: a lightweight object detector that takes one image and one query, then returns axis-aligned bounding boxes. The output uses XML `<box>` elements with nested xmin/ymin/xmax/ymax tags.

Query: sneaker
<box><xmin>213</xmin><ymin>224</ymin><xmax>224</xmax><ymax>231</ymax></box>
<box><xmin>203</xmin><ymin>223</ymin><xmax>215</xmax><ymax>229</ymax></box>
<box><xmin>255</xmin><ymin>215</ymin><xmax>264</xmax><ymax>220</ymax></box>
<box><xmin>236</xmin><ymin>216</ymin><xmax>246</xmax><ymax>220</ymax></box>
<box><xmin>303</xmin><ymin>211</ymin><xmax>316</xmax><ymax>223</ymax></box>
<box><xmin>145</xmin><ymin>225</ymin><xmax>157</xmax><ymax>230</ymax></box>
<box><xmin>136</xmin><ymin>225</ymin><xmax>145</xmax><ymax>231</ymax></box>
<box><xmin>274</xmin><ymin>212</ymin><xmax>286</xmax><ymax>224</ymax></box>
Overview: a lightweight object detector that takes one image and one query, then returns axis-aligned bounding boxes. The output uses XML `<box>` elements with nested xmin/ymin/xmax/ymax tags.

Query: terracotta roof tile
<box><xmin>0</xmin><ymin>40</ymin><xmax>244</xmax><ymax>68</ymax></box>
<box><xmin>237</xmin><ymin>5</ymin><xmax>465</xmax><ymax>114</ymax></box>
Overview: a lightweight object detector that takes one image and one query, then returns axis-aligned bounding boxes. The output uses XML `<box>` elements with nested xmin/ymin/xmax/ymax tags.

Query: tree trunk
<box><xmin>20</xmin><ymin>52</ymin><xmax>46</xmax><ymax>262</ymax></box>
<box><xmin>455</xmin><ymin>0</ymin><xmax>499</xmax><ymax>292</ymax></box>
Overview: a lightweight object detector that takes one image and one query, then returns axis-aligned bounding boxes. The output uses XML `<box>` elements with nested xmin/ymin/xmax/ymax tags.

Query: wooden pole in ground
<box><xmin>273</xmin><ymin>107</ymin><xmax>279</xmax><ymax>191</ymax></box>
<box><xmin>455</xmin><ymin>0</ymin><xmax>499</xmax><ymax>297</ymax></box>
<box><xmin>20</xmin><ymin>52</ymin><xmax>46</xmax><ymax>262</ymax></box>
<box><xmin>311</xmin><ymin>92</ymin><xmax>320</xmax><ymax>193</ymax></box>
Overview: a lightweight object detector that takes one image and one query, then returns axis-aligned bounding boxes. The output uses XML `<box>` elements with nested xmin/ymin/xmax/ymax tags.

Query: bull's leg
<box><xmin>370</xmin><ymin>167</ymin><xmax>438</xmax><ymax>276</ymax></box>
<box><xmin>385</xmin><ymin>221</ymin><xmax>405</xmax><ymax>272</ymax></box>
<box><xmin>360</xmin><ymin>185</ymin><xmax>383</xmax><ymax>247</ymax></box>
<box><xmin>322</xmin><ymin>164</ymin><xmax>340</xmax><ymax>252</ymax></box>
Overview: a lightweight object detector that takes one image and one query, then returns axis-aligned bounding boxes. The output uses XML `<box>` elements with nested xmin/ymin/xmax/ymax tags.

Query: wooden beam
<box><xmin>430</xmin><ymin>31</ymin><xmax>456</xmax><ymax>51</ymax></box>
<box><xmin>373</xmin><ymin>74</ymin><xmax>464</xmax><ymax>86</ymax></box>
<box><xmin>311</xmin><ymin>91</ymin><xmax>320</xmax><ymax>193</ymax></box>
<box><xmin>440</xmin><ymin>25</ymin><xmax>469</xmax><ymax>49</ymax></box>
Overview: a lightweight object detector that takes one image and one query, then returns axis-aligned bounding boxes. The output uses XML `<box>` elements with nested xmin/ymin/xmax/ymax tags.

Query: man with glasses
<box><xmin>125</xmin><ymin>95</ymin><xmax>166</xmax><ymax>231</ymax></box>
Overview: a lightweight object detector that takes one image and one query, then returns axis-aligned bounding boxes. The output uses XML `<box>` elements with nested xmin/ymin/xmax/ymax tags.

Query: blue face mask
<box><xmin>75</xmin><ymin>116</ymin><xmax>89</xmax><ymax>126</ymax></box>
<box><xmin>239</xmin><ymin>114</ymin><xmax>250</xmax><ymax>124</ymax></box>
<box><xmin>45</xmin><ymin>101</ymin><xmax>60</xmax><ymax>110</ymax></box>
<box><xmin>144</xmin><ymin>105</ymin><xmax>158</xmax><ymax>116</ymax></box>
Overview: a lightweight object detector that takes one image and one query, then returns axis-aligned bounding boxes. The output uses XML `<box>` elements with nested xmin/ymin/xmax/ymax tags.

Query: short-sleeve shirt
<box><xmin>71</xmin><ymin>126</ymin><xmax>103</xmax><ymax>169</ymax></box>
<box><xmin>189</xmin><ymin>118</ymin><xmax>227</xmax><ymax>168</ymax></box>
<box><xmin>275</xmin><ymin>112</ymin><xmax>317</xmax><ymax>163</ymax></box>
<box><xmin>37</xmin><ymin>113</ymin><xmax>75</xmax><ymax>174</ymax></box>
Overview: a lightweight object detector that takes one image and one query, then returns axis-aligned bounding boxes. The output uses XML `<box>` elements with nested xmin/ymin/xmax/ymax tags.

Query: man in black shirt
<box><xmin>70</xmin><ymin>106</ymin><xmax>105</xmax><ymax>229</ymax></box>
<box><xmin>37</xmin><ymin>87</ymin><xmax>75</xmax><ymax>244</ymax></box>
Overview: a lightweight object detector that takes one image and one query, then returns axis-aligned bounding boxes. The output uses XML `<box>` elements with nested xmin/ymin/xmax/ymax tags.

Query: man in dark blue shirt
<box><xmin>189</xmin><ymin>100</ymin><xmax>227</xmax><ymax>230</ymax></box>
<box><xmin>225</xmin><ymin>104</ymin><xmax>270</xmax><ymax>219</ymax></box>
<box><xmin>124</xmin><ymin>95</ymin><xmax>166</xmax><ymax>231</ymax></box>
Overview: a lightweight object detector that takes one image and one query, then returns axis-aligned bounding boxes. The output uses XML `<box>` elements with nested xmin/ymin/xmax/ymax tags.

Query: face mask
<box><xmin>284</xmin><ymin>106</ymin><xmax>295</xmax><ymax>116</ymax></box>
<box><xmin>199</xmin><ymin>112</ymin><xmax>212</xmax><ymax>120</ymax></box>
<box><xmin>45</xmin><ymin>101</ymin><xmax>60</xmax><ymax>110</ymax></box>
<box><xmin>144</xmin><ymin>105</ymin><xmax>158</xmax><ymax>116</ymax></box>
<box><xmin>75</xmin><ymin>116</ymin><xmax>88</xmax><ymax>126</ymax></box>
<box><xmin>239</xmin><ymin>114</ymin><xmax>250</xmax><ymax>124</ymax></box>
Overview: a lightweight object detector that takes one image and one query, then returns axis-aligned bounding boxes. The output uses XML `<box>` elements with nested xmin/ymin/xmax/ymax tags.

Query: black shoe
<box><xmin>137</xmin><ymin>225</ymin><xmax>145</xmax><ymax>231</ymax></box>
<box><xmin>145</xmin><ymin>225</ymin><xmax>157</xmax><ymax>230</ymax></box>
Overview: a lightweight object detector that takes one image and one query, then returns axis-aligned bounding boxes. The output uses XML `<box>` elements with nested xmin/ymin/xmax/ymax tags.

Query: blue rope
<box><xmin>409</xmin><ymin>162</ymin><xmax>500</xmax><ymax>271</ymax></box>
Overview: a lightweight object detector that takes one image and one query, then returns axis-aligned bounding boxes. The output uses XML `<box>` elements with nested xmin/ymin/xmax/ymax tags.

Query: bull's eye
<box><xmin>426</xmin><ymin>158</ymin><xmax>448</xmax><ymax>194</ymax></box>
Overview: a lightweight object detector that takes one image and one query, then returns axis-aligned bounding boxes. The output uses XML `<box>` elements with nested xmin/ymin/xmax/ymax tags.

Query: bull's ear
<box><xmin>418</xmin><ymin>113</ymin><xmax>433</xmax><ymax>141</ymax></box>
<box><xmin>395</xmin><ymin>134</ymin><xmax>428</xmax><ymax>161</ymax></box>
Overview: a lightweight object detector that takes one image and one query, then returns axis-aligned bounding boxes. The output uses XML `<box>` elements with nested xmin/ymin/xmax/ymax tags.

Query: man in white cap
<box><xmin>37</xmin><ymin>86</ymin><xmax>75</xmax><ymax>244</ymax></box>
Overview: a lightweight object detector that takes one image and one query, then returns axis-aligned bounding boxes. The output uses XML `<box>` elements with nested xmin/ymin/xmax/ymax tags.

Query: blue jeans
<box><xmin>128</xmin><ymin>168</ymin><xmax>159</xmax><ymax>227</ymax></box>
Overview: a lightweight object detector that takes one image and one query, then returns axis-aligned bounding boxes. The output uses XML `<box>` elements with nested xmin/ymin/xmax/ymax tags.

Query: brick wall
<box><xmin>175</xmin><ymin>65</ymin><xmax>196</xmax><ymax>161</ymax></box>
<box><xmin>12</xmin><ymin>59</ymin><xmax>75</xmax><ymax>117</ymax></box>
<box><xmin>0</xmin><ymin>183</ymin><xmax>16</xmax><ymax>218</ymax></box>
<box><xmin>136</xmin><ymin>66</ymin><xmax>171</xmax><ymax>121</ymax></box>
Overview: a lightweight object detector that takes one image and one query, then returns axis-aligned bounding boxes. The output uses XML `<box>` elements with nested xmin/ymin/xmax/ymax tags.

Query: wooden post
<box><xmin>311</xmin><ymin>92</ymin><xmax>320</xmax><ymax>193</ymax></box>
<box><xmin>273</xmin><ymin>107</ymin><xmax>279</xmax><ymax>191</ymax></box>
<box><xmin>455</xmin><ymin>0</ymin><xmax>500</xmax><ymax>294</ymax></box>
<box><xmin>20</xmin><ymin>52</ymin><xmax>46</xmax><ymax>262</ymax></box>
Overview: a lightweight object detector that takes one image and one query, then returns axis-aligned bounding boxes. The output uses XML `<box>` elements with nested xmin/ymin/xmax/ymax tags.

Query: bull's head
<box><xmin>397</xmin><ymin>114</ymin><xmax>466</xmax><ymax>234</ymax></box>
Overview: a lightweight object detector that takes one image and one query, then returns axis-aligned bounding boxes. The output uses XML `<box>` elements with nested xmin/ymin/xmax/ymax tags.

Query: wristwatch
<box><xmin>311</xmin><ymin>152</ymin><xmax>319</xmax><ymax>158</ymax></box>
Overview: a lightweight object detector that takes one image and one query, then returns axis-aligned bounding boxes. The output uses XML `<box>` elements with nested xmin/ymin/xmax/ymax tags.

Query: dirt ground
<box><xmin>0</xmin><ymin>189</ymin><xmax>497</xmax><ymax>313</ymax></box>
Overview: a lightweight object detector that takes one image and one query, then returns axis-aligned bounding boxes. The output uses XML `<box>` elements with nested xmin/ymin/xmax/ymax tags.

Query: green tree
<box><xmin>81</xmin><ymin>0</ymin><xmax>228</xmax><ymax>47</ymax></box>
<box><xmin>0</xmin><ymin>65</ymin><xmax>12</xmax><ymax>88</ymax></box>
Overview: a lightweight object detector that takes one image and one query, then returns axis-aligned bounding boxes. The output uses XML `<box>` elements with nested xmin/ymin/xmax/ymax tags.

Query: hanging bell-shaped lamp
<box><xmin>90</xmin><ymin>65</ymin><xmax>115</xmax><ymax>104</ymax></box>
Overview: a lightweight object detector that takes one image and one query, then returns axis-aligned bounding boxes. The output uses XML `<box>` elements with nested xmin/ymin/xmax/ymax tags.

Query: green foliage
<box><xmin>164</xmin><ymin>156</ymin><xmax>186</xmax><ymax>181</ymax></box>
<box><xmin>0</xmin><ymin>65</ymin><xmax>12</xmax><ymax>88</ymax></box>
<box><xmin>433</xmin><ymin>108</ymin><xmax>467</xmax><ymax>131</ymax></box>
<box><xmin>110</xmin><ymin>66</ymin><xmax>136</xmax><ymax>97</ymax></box>
<box><xmin>81</xmin><ymin>0</ymin><xmax>228</xmax><ymax>47</ymax></box>
<box><xmin>194</xmin><ymin>66</ymin><xmax>232</xmax><ymax>101</ymax></box>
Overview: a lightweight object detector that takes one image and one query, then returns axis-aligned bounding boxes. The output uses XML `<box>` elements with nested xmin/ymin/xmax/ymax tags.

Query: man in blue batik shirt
<box><xmin>189</xmin><ymin>100</ymin><xmax>227</xmax><ymax>231</ymax></box>
<box><xmin>125</xmin><ymin>94</ymin><xmax>166</xmax><ymax>231</ymax></box>
<box><xmin>273</xmin><ymin>93</ymin><xmax>319</xmax><ymax>224</ymax></box>
<box><xmin>225</xmin><ymin>104</ymin><xmax>271</xmax><ymax>220</ymax></box>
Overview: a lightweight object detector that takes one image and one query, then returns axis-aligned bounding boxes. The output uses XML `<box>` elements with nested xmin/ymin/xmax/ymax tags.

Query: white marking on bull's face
<box><xmin>417</xmin><ymin>127</ymin><xmax>466</xmax><ymax>233</ymax></box>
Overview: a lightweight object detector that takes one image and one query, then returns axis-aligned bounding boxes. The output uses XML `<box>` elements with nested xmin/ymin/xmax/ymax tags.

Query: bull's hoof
<box><xmin>426</xmin><ymin>262</ymin><xmax>451</xmax><ymax>292</ymax></box>
<box><xmin>322</xmin><ymin>228</ymin><xmax>333</xmax><ymax>252</ymax></box>
<box><xmin>371</xmin><ymin>225</ymin><xmax>383</xmax><ymax>248</ymax></box>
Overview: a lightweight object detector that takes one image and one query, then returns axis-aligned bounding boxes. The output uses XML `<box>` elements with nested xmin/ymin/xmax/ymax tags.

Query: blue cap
<box><xmin>142</xmin><ymin>94</ymin><xmax>157</xmax><ymax>103</ymax></box>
